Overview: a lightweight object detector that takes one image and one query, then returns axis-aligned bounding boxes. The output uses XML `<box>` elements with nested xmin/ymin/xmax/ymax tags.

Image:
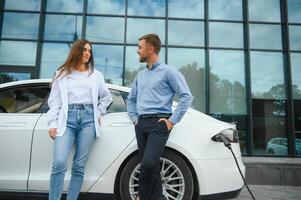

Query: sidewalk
<box><xmin>233</xmin><ymin>185</ymin><xmax>301</xmax><ymax>200</ymax></box>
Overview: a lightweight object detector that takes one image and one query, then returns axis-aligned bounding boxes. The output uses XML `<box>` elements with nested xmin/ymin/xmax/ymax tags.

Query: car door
<box><xmin>28</xmin><ymin>89</ymin><xmax>135</xmax><ymax>192</ymax></box>
<box><xmin>0</xmin><ymin>85</ymin><xmax>49</xmax><ymax>190</ymax></box>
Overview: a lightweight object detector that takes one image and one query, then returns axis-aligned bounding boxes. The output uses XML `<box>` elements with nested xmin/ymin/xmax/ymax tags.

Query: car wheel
<box><xmin>119</xmin><ymin>149</ymin><xmax>194</xmax><ymax>200</ymax></box>
<box><xmin>268</xmin><ymin>149</ymin><xmax>275</xmax><ymax>154</ymax></box>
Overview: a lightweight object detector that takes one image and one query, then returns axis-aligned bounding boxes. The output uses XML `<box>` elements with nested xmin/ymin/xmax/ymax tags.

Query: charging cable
<box><xmin>211</xmin><ymin>133</ymin><xmax>256</xmax><ymax>200</ymax></box>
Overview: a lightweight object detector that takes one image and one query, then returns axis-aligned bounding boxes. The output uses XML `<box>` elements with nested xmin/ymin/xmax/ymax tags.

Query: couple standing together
<box><xmin>47</xmin><ymin>33</ymin><xmax>193</xmax><ymax>200</ymax></box>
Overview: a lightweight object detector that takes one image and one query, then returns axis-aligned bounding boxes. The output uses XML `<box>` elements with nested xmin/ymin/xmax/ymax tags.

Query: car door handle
<box><xmin>108</xmin><ymin>122</ymin><xmax>132</xmax><ymax>127</ymax></box>
<box><xmin>1</xmin><ymin>122</ymin><xmax>26</xmax><ymax>127</ymax></box>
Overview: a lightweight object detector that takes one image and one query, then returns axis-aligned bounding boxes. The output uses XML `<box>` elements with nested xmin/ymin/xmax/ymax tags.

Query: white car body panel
<box><xmin>0</xmin><ymin>79</ymin><xmax>245</xmax><ymax>198</ymax></box>
<box><xmin>0</xmin><ymin>114</ymin><xmax>41</xmax><ymax>190</ymax></box>
<box><xmin>28</xmin><ymin>112</ymin><xmax>135</xmax><ymax>192</ymax></box>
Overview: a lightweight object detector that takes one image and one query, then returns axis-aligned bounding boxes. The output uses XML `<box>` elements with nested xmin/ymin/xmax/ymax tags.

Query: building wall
<box><xmin>0</xmin><ymin>0</ymin><xmax>300</xmax><ymax>156</ymax></box>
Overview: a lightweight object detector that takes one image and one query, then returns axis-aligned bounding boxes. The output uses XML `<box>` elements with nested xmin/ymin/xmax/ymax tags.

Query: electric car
<box><xmin>0</xmin><ymin>79</ymin><xmax>245</xmax><ymax>200</ymax></box>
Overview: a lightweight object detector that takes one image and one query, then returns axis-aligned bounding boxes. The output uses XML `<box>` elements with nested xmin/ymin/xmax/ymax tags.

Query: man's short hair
<box><xmin>139</xmin><ymin>33</ymin><xmax>161</xmax><ymax>54</ymax></box>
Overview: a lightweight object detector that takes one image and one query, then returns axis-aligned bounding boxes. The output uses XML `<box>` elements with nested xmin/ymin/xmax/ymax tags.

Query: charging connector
<box><xmin>211</xmin><ymin>132</ymin><xmax>256</xmax><ymax>200</ymax></box>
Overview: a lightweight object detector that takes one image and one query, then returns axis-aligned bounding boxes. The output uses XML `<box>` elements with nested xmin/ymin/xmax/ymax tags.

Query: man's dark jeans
<box><xmin>135</xmin><ymin>116</ymin><xmax>171</xmax><ymax>200</ymax></box>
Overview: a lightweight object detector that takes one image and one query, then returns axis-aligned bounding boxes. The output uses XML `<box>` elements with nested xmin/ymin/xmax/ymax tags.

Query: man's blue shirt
<box><xmin>127</xmin><ymin>61</ymin><xmax>193</xmax><ymax>125</ymax></box>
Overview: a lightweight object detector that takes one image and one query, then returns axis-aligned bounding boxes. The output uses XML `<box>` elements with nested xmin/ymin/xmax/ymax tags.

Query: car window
<box><xmin>107</xmin><ymin>89</ymin><xmax>127</xmax><ymax>113</ymax></box>
<box><xmin>0</xmin><ymin>87</ymin><xmax>50</xmax><ymax>113</ymax></box>
<box><xmin>38</xmin><ymin>89</ymin><xmax>128</xmax><ymax>114</ymax></box>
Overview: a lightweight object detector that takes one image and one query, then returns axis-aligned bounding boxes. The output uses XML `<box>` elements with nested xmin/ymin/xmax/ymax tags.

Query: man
<box><xmin>127</xmin><ymin>33</ymin><xmax>193</xmax><ymax>200</ymax></box>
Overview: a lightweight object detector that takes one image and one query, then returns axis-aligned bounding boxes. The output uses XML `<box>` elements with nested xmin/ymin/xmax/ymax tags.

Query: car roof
<box><xmin>0</xmin><ymin>79</ymin><xmax>131</xmax><ymax>93</ymax></box>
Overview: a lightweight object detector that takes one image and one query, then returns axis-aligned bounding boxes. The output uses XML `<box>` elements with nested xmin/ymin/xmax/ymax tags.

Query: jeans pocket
<box><xmin>85</xmin><ymin>107</ymin><xmax>94</xmax><ymax>115</ymax></box>
<box><xmin>159</xmin><ymin>121</ymin><xmax>169</xmax><ymax>133</ymax></box>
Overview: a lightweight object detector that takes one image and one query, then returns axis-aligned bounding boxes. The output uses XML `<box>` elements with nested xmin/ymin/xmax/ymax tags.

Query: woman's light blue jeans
<box><xmin>49</xmin><ymin>104</ymin><xmax>96</xmax><ymax>200</ymax></box>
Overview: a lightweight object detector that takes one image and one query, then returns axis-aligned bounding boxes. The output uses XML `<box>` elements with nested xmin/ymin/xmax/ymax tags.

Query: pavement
<box><xmin>233</xmin><ymin>185</ymin><xmax>301</xmax><ymax>200</ymax></box>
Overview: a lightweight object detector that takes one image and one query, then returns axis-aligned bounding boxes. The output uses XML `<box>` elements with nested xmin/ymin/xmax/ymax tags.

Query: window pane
<box><xmin>0</xmin><ymin>72</ymin><xmax>31</xmax><ymax>84</ymax></box>
<box><xmin>2</xmin><ymin>12</ymin><xmax>39</xmax><ymax>39</ymax></box>
<box><xmin>87</xmin><ymin>0</ymin><xmax>125</xmax><ymax>15</ymax></box>
<box><xmin>168</xmin><ymin>48</ymin><xmax>205</xmax><ymax>112</ymax></box>
<box><xmin>168</xmin><ymin>0</ymin><xmax>204</xmax><ymax>19</ymax></box>
<box><xmin>291</xmin><ymin>53</ymin><xmax>301</xmax><ymax>99</ymax></box>
<box><xmin>209</xmin><ymin>22</ymin><xmax>243</xmax><ymax>48</ymax></box>
<box><xmin>168</xmin><ymin>20</ymin><xmax>204</xmax><ymax>47</ymax></box>
<box><xmin>4</xmin><ymin>0</ymin><xmax>40</xmax><ymax>11</ymax></box>
<box><xmin>294</xmin><ymin>100</ymin><xmax>301</xmax><ymax>133</ymax></box>
<box><xmin>44</xmin><ymin>15</ymin><xmax>82</xmax><ymax>41</ymax></box>
<box><xmin>47</xmin><ymin>0</ymin><xmax>83</xmax><ymax>13</ymax></box>
<box><xmin>0</xmin><ymin>87</ymin><xmax>49</xmax><ymax>113</ymax></box>
<box><xmin>253</xmin><ymin>99</ymin><xmax>288</xmax><ymax>156</ymax></box>
<box><xmin>294</xmin><ymin>100</ymin><xmax>301</xmax><ymax>156</ymax></box>
<box><xmin>0</xmin><ymin>41</ymin><xmax>37</xmax><ymax>66</ymax></box>
<box><xmin>93</xmin><ymin>45</ymin><xmax>123</xmax><ymax>85</ymax></box>
<box><xmin>249</xmin><ymin>24</ymin><xmax>282</xmax><ymax>49</ymax></box>
<box><xmin>40</xmin><ymin>43</ymin><xmax>70</xmax><ymax>78</ymax></box>
<box><xmin>250</xmin><ymin>51</ymin><xmax>285</xmax><ymax>99</ymax></box>
<box><xmin>249</xmin><ymin>0</ymin><xmax>281</xmax><ymax>22</ymax></box>
<box><xmin>124</xmin><ymin>46</ymin><xmax>165</xmax><ymax>86</ymax></box>
<box><xmin>107</xmin><ymin>90</ymin><xmax>127</xmax><ymax>113</ymax></box>
<box><xmin>86</xmin><ymin>17</ymin><xmax>124</xmax><ymax>43</ymax></box>
<box><xmin>128</xmin><ymin>0</ymin><xmax>165</xmax><ymax>17</ymax></box>
<box><xmin>288</xmin><ymin>0</ymin><xmax>301</xmax><ymax>23</ymax></box>
<box><xmin>209</xmin><ymin>50</ymin><xmax>246</xmax><ymax>114</ymax></box>
<box><xmin>209</xmin><ymin>0</ymin><xmax>242</xmax><ymax>20</ymax></box>
<box><xmin>289</xmin><ymin>26</ymin><xmax>301</xmax><ymax>51</ymax></box>
<box><xmin>127</xmin><ymin>18</ymin><xmax>165</xmax><ymax>44</ymax></box>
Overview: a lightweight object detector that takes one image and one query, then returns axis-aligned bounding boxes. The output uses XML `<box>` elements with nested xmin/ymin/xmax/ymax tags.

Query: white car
<box><xmin>0</xmin><ymin>79</ymin><xmax>245</xmax><ymax>200</ymax></box>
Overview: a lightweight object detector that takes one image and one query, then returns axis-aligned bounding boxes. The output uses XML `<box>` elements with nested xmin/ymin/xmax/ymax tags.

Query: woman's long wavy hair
<box><xmin>54</xmin><ymin>39</ymin><xmax>94</xmax><ymax>80</ymax></box>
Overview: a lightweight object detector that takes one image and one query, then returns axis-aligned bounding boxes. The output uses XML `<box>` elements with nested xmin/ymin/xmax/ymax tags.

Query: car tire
<box><xmin>267</xmin><ymin>149</ymin><xmax>275</xmax><ymax>155</ymax></box>
<box><xmin>119</xmin><ymin>149</ymin><xmax>194</xmax><ymax>200</ymax></box>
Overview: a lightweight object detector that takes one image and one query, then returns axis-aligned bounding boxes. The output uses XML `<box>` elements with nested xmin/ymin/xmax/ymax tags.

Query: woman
<box><xmin>47</xmin><ymin>39</ymin><xmax>112</xmax><ymax>200</ymax></box>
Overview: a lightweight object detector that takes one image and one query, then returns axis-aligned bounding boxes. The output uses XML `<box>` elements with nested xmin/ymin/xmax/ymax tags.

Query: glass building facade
<box><xmin>0</xmin><ymin>0</ymin><xmax>300</xmax><ymax>157</ymax></box>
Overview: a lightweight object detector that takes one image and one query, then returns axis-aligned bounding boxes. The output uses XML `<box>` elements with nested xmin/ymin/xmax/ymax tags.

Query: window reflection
<box><xmin>86</xmin><ymin>17</ymin><xmax>124</xmax><ymax>43</ymax></box>
<box><xmin>288</xmin><ymin>0</ymin><xmax>301</xmax><ymax>23</ymax></box>
<box><xmin>0</xmin><ymin>72</ymin><xmax>31</xmax><ymax>84</ymax></box>
<box><xmin>168</xmin><ymin>0</ymin><xmax>204</xmax><ymax>19</ymax></box>
<box><xmin>168</xmin><ymin>48</ymin><xmax>205</xmax><ymax>112</ymax></box>
<box><xmin>209</xmin><ymin>22</ymin><xmax>243</xmax><ymax>48</ymax></box>
<box><xmin>128</xmin><ymin>0</ymin><xmax>165</xmax><ymax>17</ymax></box>
<box><xmin>209</xmin><ymin>50</ymin><xmax>246</xmax><ymax>114</ymax></box>
<box><xmin>249</xmin><ymin>24</ymin><xmax>282</xmax><ymax>49</ymax></box>
<box><xmin>44</xmin><ymin>15</ymin><xmax>82</xmax><ymax>41</ymax></box>
<box><xmin>87</xmin><ymin>0</ymin><xmax>125</xmax><ymax>15</ymax></box>
<box><xmin>126</xmin><ymin>18</ymin><xmax>165</xmax><ymax>44</ymax></box>
<box><xmin>168</xmin><ymin>20</ymin><xmax>204</xmax><ymax>46</ymax></box>
<box><xmin>125</xmin><ymin>46</ymin><xmax>165</xmax><ymax>87</ymax></box>
<box><xmin>253</xmin><ymin>99</ymin><xmax>288</xmax><ymax>156</ymax></box>
<box><xmin>2</xmin><ymin>12</ymin><xmax>39</xmax><ymax>39</ymax></box>
<box><xmin>291</xmin><ymin>53</ymin><xmax>301</xmax><ymax>99</ymax></box>
<box><xmin>249</xmin><ymin>0</ymin><xmax>281</xmax><ymax>22</ymax></box>
<box><xmin>294</xmin><ymin>100</ymin><xmax>301</xmax><ymax>131</ymax></box>
<box><xmin>93</xmin><ymin>45</ymin><xmax>124</xmax><ymax>85</ymax></box>
<box><xmin>4</xmin><ymin>0</ymin><xmax>40</xmax><ymax>11</ymax></box>
<box><xmin>209</xmin><ymin>0</ymin><xmax>242</xmax><ymax>20</ymax></box>
<box><xmin>250</xmin><ymin>51</ymin><xmax>285</xmax><ymax>99</ymax></box>
<box><xmin>0</xmin><ymin>41</ymin><xmax>37</xmax><ymax>66</ymax></box>
<box><xmin>47</xmin><ymin>0</ymin><xmax>83</xmax><ymax>13</ymax></box>
<box><xmin>289</xmin><ymin>26</ymin><xmax>301</xmax><ymax>51</ymax></box>
<box><xmin>40</xmin><ymin>43</ymin><xmax>70</xmax><ymax>78</ymax></box>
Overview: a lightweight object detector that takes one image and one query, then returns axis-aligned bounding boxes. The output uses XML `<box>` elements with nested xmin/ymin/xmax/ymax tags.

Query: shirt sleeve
<box><xmin>167</xmin><ymin>68</ymin><xmax>193</xmax><ymax>125</ymax></box>
<box><xmin>127</xmin><ymin>77</ymin><xmax>139</xmax><ymax>123</ymax></box>
<box><xmin>46</xmin><ymin>75</ymin><xmax>62</xmax><ymax>129</ymax></box>
<box><xmin>97</xmin><ymin>73</ymin><xmax>113</xmax><ymax>115</ymax></box>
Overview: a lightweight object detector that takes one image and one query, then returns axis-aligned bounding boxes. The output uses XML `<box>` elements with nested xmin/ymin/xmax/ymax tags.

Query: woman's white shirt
<box><xmin>67</xmin><ymin>70</ymin><xmax>93</xmax><ymax>104</ymax></box>
<box><xmin>46</xmin><ymin>69</ymin><xmax>113</xmax><ymax>137</ymax></box>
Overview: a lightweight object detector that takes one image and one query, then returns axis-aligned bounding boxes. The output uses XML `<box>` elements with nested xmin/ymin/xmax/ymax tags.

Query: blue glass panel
<box><xmin>0</xmin><ymin>41</ymin><xmax>37</xmax><ymax>66</ymax></box>
<box><xmin>4</xmin><ymin>0</ymin><xmax>40</xmax><ymax>11</ymax></box>
<box><xmin>87</xmin><ymin>0</ymin><xmax>125</xmax><ymax>15</ymax></box>
<box><xmin>2</xmin><ymin>12</ymin><xmax>39</xmax><ymax>39</ymax></box>
<box><xmin>128</xmin><ymin>0</ymin><xmax>165</xmax><ymax>17</ymax></box>
<box><xmin>47</xmin><ymin>0</ymin><xmax>83</xmax><ymax>13</ymax></box>
<box><xmin>209</xmin><ymin>0</ymin><xmax>242</xmax><ymax>20</ymax></box>
<box><xmin>168</xmin><ymin>0</ymin><xmax>204</xmax><ymax>19</ymax></box>
<box><xmin>249</xmin><ymin>24</ymin><xmax>282</xmax><ymax>49</ymax></box>
<box><xmin>249</xmin><ymin>0</ymin><xmax>281</xmax><ymax>22</ymax></box>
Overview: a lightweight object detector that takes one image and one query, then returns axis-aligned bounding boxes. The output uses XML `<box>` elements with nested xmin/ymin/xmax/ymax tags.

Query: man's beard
<box><xmin>139</xmin><ymin>55</ymin><xmax>148</xmax><ymax>63</ymax></box>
